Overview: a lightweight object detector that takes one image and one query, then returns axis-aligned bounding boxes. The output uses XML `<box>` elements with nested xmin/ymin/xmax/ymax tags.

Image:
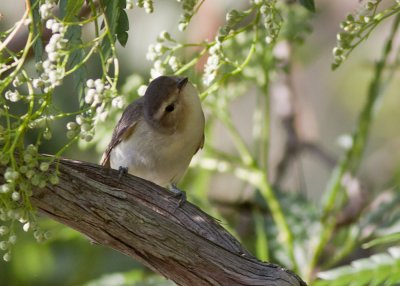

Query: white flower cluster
<box><xmin>0</xmin><ymin>222</ymin><xmax>17</xmax><ymax>261</ymax></box>
<box><xmin>111</xmin><ymin>96</ymin><xmax>124</xmax><ymax>109</ymax></box>
<box><xmin>66</xmin><ymin>115</ymin><xmax>94</xmax><ymax>142</ymax></box>
<box><xmin>39</xmin><ymin>0</ymin><xmax>57</xmax><ymax>20</ymax></box>
<box><xmin>136</xmin><ymin>0</ymin><xmax>154</xmax><ymax>13</ymax></box>
<box><xmin>224</xmin><ymin>9</ymin><xmax>246</xmax><ymax>36</ymax></box>
<box><xmin>45</xmin><ymin>19</ymin><xmax>66</xmax><ymax>34</ymax></box>
<box><xmin>176</xmin><ymin>0</ymin><xmax>197</xmax><ymax>31</ymax></box>
<box><xmin>11</xmin><ymin>74</ymin><xmax>25</xmax><ymax>88</ymax></box>
<box><xmin>260</xmin><ymin>1</ymin><xmax>281</xmax><ymax>45</ymax></box>
<box><xmin>84</xmin><ymin>79</ymin><xmax>111</xmax><ymax>106</ymax></box>
<box><xmin>5</xmin><ymin>74</ymin><xmax>26</xmax><ymax>103</ymax></box>
<box><xmin>146</xmin><ymin>43</ymin><xmax>167</xmax><ymax>61</ymax></box>
<box><xmin>0</xmin><ymin>144</ymin><xmax>57</xmax><ymax>261</ymax></box>
<box><xmin>146</xmin><ymin>31</ymin><xmax>182</xmax><ymax>78</ymax></box>
<box><xmin>203</xmin><ymin>42</ymin><xmax>222</xmax><ymax>86</ymax></box>
<box><xmin>158</xmin><ymin>30</ymin><xmax>172</xmax><ymax>42</ymax></box>
<box><xmin>33</xmin><ymin>18</ymin><xmax>67</xmax><ymax>92</ymax></box>
<box><xmin>150</xmin><ymin>60</ymin><xmax>166</xmax><ymax>79</ymax></box>
<box><xmin>0</xmin><ymin>210</ymin><xmax>49</xmax><ymax>261</ymax></box>
<box><xmin>4</xmin><ymin>90</ymin><xmax>21</xmax><ymax>102</ymax></box>
<box><xmin>65</xmin><ymin>78</ymin><xmax>121</xmax><ymax>143</ymax></box>
<box><xmin>168</xmin><ymin>56</ymin><xmax>180</xmax><ymax>72</ymax></box>
<box><xmin>27</xmin><ymin>115</ymin><xmax>54</xmax><ymax>129</ymax></box>
<box><xmin>126</xmin><ymin>0</ymin><xmax>134</xmax><ymax>9</ymax></box>
<box><xmin>332</xmin><ymin>0</ymin><xmax>382</xmax><ymax>69</ymax></box>
<box><xmin>137</xmin><ymin>85</ymin><xmax>148</xmax><ymax>96</ymax></box>
<box><xmin>45</xmin><ymin>29</ymin><xmax>67</xmax><ymax>61</ymax></box>
<box><xmin>26</xmin><ymin>115</ymin><xmax>53</xmax><ymax>140</ymax></box>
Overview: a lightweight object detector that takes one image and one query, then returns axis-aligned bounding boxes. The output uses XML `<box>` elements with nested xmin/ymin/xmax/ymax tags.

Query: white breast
<box><xmin>110</xmin><ymin>84</ymin><xmax>204</xmax><ymax>187</ymax></box>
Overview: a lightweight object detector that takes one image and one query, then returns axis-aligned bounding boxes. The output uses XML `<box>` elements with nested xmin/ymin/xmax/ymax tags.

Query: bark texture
<box><xmin>2</xmin><ymin>158</ymin><xmax>306</xmax><ymax>286</ymax></box>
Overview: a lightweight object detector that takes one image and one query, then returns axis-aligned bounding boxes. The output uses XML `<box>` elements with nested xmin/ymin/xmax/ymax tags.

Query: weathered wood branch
<box><xmin>2</xmin><ymin>158</ymin><xmax>306</xmax><ymax>286</ymax></box>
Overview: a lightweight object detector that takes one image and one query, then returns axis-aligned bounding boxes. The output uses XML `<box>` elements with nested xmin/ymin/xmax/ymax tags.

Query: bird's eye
<box><xmin>165</xmin><ymin>104</ymin><xmax>175</xmax><ymax>113</ymax></box>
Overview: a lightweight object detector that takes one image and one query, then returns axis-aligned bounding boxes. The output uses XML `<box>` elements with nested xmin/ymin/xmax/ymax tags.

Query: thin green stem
<box><xmin>0</xmin><ymin>6</ymin><xmax>29</xmax><ymax>52</ymax></box>
<box><xmin>175</xmin><ymin>47</ymin><xmax>209</xmax><ymax>75</ymax></box>
<box><xmin>55</xmin><ymin>136</ymin><xmax>79</xmax><ymax>157</ymax></box>
<box><xmin>254</xmin><ymin>209</ymin><xmax>270</xmax><ymax>261</ymax></box>
<box><xmin>344</xmin><ymin>5</ymin><xmax>400</xmax><ymax>62</ymax></box>
<box><xmin>200</xmin><ymin>15</ymin><xmax>259</xmax><ymax>100</ymax></box>
<box><xmin>217</xmin><ymin>107</ymin><xmax>255</xmax><ymax>167</ymax></box>
<box><xmin>255</xmin><ymin>172</ymin><xmax>297</xmax><ymax>272</ymax></box>
<box><xmin>306</xmin><ymin>13</ymin><xmax>400</xmax><ymax>282</ymax></box>
<box><xmin>7</xmin><ymin>15</ymin><xmax>36</xmax><ymax>162</ymax></box>
<box><xmin>64</xmin><ymin>34</ymin><xmax>106</xmax><ymax>76</ymax></box>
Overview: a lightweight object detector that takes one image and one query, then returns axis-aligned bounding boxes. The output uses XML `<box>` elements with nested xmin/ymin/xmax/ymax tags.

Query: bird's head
<box><xmin>143</xmin><ymin>76</ymin><xmax>197</xmax><ymax>133</ymax></box>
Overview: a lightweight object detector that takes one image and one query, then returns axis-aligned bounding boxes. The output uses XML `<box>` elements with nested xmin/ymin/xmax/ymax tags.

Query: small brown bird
<box><xmin>101</xmin><ymin>76</ymin><xmax>205</xmax><ymax>201</ymax></box>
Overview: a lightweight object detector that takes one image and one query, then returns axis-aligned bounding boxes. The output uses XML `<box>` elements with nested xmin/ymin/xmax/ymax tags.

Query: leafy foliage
<box><xmin>332</xmin><ymin>0</ymin><xmax>400</xmax><ymax>69</ymax></box>
<box><xmin>1</xmin><ymin>0</ymin><xmax>400</xmax><ymax>285</ymax></box>
<box><xmin>315</xmin><ymin>247</ymin><xmax>400</xmax><ymax>286</ymax></box>
<box><xmin>299</xmin><ymin>0</ymin><xmax>315</xmax><ymax>13</ymax></box>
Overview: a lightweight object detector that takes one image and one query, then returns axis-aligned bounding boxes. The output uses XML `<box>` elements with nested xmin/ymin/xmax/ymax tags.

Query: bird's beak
<box><xmin>177</xmin><ymin>77</ymin><xmax>188</xmax><ymax>91</ymax></box>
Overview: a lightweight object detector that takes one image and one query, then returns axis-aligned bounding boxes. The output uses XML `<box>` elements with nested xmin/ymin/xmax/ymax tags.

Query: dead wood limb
<box><xmin>0</xmin><ymin>157</ymin><xmax>307</xmax><ymax>286</ymax></box>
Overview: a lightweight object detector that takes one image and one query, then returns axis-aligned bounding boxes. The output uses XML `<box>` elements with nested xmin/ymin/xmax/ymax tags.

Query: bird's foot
<box><xmin>118</xmin><ymin>166</ymin><xmax>128</xmax><ymax>181</ymax></box>
<box><xmin>169</xmin><ymin>184</ymin><xmax>187</xmax><ymax>208</ymax></box>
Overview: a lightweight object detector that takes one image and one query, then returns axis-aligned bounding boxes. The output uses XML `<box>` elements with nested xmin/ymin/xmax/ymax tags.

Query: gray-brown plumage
<box><xmin>101</xmin><ymin>76</ymin><xmax>205</xmax><ymax>188</ymax></box>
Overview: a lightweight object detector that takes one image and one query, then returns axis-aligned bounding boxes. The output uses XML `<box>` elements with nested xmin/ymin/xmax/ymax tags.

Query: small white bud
<box><xmin>86</xmin><ymin>79</ymin><xmax>95</xmax><ymax>88</ymax></box>
<box><xmin>11</xmin><ymin>191</ymin><xmax>20</xmax><ymax>201</ymax></box>
<box><xmin>8</xmin><ymin>235</ymin><xmax>17</xmax><ymax>244</ymax></box>
<box><xmin>3</xmin><ymin>252</ymin><xmax>11</xmax><ymax>262</ymax></box>
<box><xmin>49</xmin><ymin>175</ymin><xmax>59</xmax><ymax>185</ymax></box>
<box><xmin>66</xmin><ymin>130</ymin><xmax>76</xmax><ymax>139</ymax></box>
<box><xmin>84</xmin><ymin>134</ymin><xmax>93</xmax><ymax>142</ymax></box>
<box><xmin>66</xmin><ymin>122</ymin><xmax>78</xmax><ymax>130</ymax></box>
<box><xmin>138</xmin><ymin>85</ymin><xmax>147</xmax><ymax>96</ymax></box>
<box><xmin>0</xmin><ymin>226</ymin><xmax>9</xmax><ymax>235</ymax></box>
<box><xmin>94</xmin><ymin>79</ymin><xmax>104</xmax><ymax>93</ymax></box>
<box><xmin>48</xmin><ymin>52</ymin><xmax>58</xmax><ymax>62</ymax></box>
<box><xmin>76</xmin><ymin>115</ymin><xmax>84</xmax><ymax>125</ymax></box>
<box><xmin>81</xmin><ymin>123</ymin><xmax>91</xmax><ymax>132</ymax></box>
<box><xmin>23</xmin><ymin>222</ymin><xmax>30</xmax><ymax>232</ymax></box>
<box><xmin>85</xmin><ymin>89</ymin><xmax>96</xmax><ymax>104</ymax></box>
<box><xmin>40</xmin><ymin>162</ymin><xmax>50</xmax><ymax>172</ymax></box>
<box><xmin>33</xmin><ymin>78</ymin><xmax>44</xmax><ymax>89</ymax></box>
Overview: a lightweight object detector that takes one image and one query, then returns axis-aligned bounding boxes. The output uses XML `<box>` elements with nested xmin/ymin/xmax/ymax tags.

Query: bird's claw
<box><xmin>118</xmin><ymin>166</ymin><xmax>128</xmax><ymax>180</ymax></box>
<box><xmin>169</xmin><ymin>185</ymin><xmax>186</xmax><ymax>208</ymax></box>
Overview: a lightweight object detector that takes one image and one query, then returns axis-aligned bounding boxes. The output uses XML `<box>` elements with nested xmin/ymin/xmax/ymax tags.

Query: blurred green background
<box><xmin>1</xmin><ymin>1</ymin><xmax>400</xmax><ymax>285</ymax></box>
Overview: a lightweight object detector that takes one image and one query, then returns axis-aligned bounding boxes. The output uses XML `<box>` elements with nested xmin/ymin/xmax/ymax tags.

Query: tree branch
<box><xmin>1</xmin><ymin>157</ymin><xmax>306</xmax><ymax>286</ymax></box>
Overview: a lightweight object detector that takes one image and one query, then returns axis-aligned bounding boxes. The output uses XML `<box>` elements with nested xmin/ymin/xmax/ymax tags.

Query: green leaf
<box><xmin>363</xmin><ymin>232</ymin><xmax>400</xmax><ymax>249</ymax></box>
<box><xmin>117</xmin><ymin>10</ymin><xmax>129</xmax><ymax>46</ymax></box>
<box><xmin>31</xmin><ymin>0</ymin><xmax>43</xmax><ymax>62</ymax></box>
<box><xmin>100</xmin><ymin>0</ymin><xmax>130</xmax><ymax>52</ymax></box>
<box><xmin>299</xmin><ymin>0</ymin><xmax>315</xmax><ymax>12</ymax></box>
<box><xmin>315</xmin><ymin>247</ymin><xmax>400</xmax><ymax>286</ymax></box>
<box><xmin>64</xmin><ymin>0</ymin><xmax>85</xmax><ymax>21</ymax></box>
<box><xmin>117</xmin><ymin>9</ymin><xmax>129</xmax><ymax>34</ymax></box>
<box><xmin>117</xmin><ymin>31</ymin><xmax>128</xmax><ymax>47</ymax></box>
<box><xmin>65</xmin><ymin>25</ymin><xmax>87</xmax><ymax>105</ymax></box>
<box><xmin>101</xmin><ymin>0</ymin><xmax>120</xmax><ymax>36</ymax></box>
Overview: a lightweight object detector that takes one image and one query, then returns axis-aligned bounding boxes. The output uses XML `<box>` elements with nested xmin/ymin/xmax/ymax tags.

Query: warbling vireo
<box><xmin>101</xmin><ymin>75</ymin><xmax>205</xmax><ymax>203</ymax></box>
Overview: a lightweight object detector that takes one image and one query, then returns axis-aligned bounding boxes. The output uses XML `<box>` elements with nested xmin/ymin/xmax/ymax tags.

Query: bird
<box><xmin>101</xmin><ymin>75</ymin><xmax>205</xmax><ymax>204</ymax></box>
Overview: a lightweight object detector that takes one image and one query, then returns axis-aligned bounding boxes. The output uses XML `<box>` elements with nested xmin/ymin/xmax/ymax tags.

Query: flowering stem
<box><xmin>0</xmin><ymin>4</ymin><xmax>29</xmax><ymax>52</ymax></box>
<box><xmin>306</xmin><ymin>13</ymin><xmax>400</xmax><ymax>281</ymax></box>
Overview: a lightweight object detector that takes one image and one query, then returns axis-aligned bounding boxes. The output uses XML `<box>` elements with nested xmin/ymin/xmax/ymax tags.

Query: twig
<box><xmin>306</xmin><ymin>13</ymin><xmax>400</xmax><ymax>281</ymax></box>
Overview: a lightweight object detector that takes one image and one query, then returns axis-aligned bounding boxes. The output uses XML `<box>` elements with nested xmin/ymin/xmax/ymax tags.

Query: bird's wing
<box><xmin>100</xmin><ymin>99</ymin><xmax>144</xmax><ymax>167</ymax></box>
<box><xmin>194</xmin><ymin>133</ymin><xmax>205</xmax><ymax>155</ymax></box>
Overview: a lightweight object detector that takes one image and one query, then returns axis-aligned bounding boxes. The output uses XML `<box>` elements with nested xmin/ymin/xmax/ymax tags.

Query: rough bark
<box><xmin>2</xmin><ymin>158</ymin><xmax>306</xmax><ymax>286</ymax></box>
